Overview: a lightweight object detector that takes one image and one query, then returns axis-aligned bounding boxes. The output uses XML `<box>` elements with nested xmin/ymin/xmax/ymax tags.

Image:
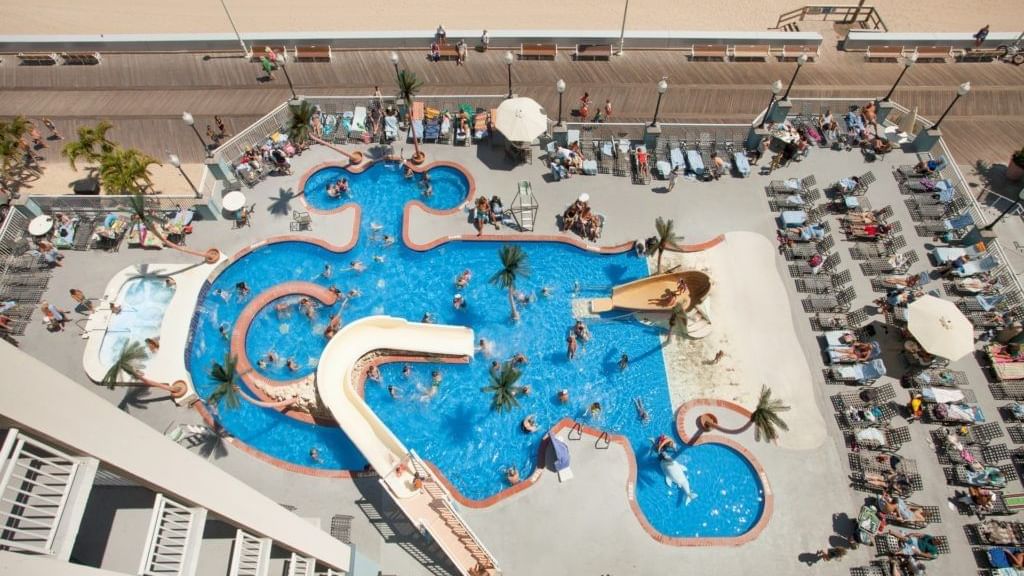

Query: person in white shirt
<box><xmin>480</xmin><ymin>30</ymin><xmax>490</xmax><ymax>52</ymax></box>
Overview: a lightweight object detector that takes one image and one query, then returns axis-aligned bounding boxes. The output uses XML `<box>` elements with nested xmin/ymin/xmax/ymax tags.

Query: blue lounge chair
<box><xmin>977</xmin><ymin>294</ymin><xmax>1007</xmax><ymax>312</ymax></box>
<box><xmin>831</xmin><ymin>359</ymin><xmax>887</xmax><ymax>383</ymax></box>
<box><xmin>780</xmin><ymin>210</ymin><xmax>808</xmax><ymax>228</ymax></box>
<box><xmin>409</xmin><ymin>119</ymin><xmax>424</xmax><ymax>142</ymax></box>
<box><xmin>944</xmin><ymin>213</ymin><xmax>974</xmax><ymax>231</ymax></box>
<box><xmin>424</xmin><ymin>118</ymin><xmax>440</xmax><ymax>142</ymax></box>
<box><xmin>655</xmin><ymin>160</ymin><xmax>672</xmax><ymax>179</ymax></box>
<box><xmin>952</xmin><ymin>254</ymin><xmax>1000</xmax><ymax>277</ymax></box>
<box><xmin>582</xmin><ymin>160</ymin><xmax>598</xmax><ymax>175</ymax></box>
<box><xmin>669</xmin><ymin>147</ymin><xmax>685</xmax><ymax>170</ymax></box>
<box><xmin>566</xmin><ymin>129</ymin><xmax>580</xmax><ymax>147</ymax></box>
<box><xmin>988</xmin><ymin>547</ymin><xmax>1022</xmax><ymax>570</ymax></box>
<box><xmin>685</xmin><ymin>150</ymin><xmax>704</xmax><ymax>176</ymax></box>
<box><xmin>733</xmin><ymin>152</ymin><xmax>750</xmax><ymax>177</ymax></box>
<box><xmin>322</xmin><ymin>114</ymin><xmax>337</xmax><ymax>139</ymax></box>
<box><xmin>932</xmin><ymin>244</ymin><xmax>987</xmax><ymax>264</ymax></box>
<box><xmin>383</xmin><ymin>115</ymin><xmax>398</xmax><ymax>141</ymax></box>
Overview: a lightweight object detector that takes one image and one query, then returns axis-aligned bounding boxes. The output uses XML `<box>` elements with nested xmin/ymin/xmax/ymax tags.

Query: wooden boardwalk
<box><xmin>2</xmin><ymin>48</ymin><xmax>1023</xmax><ymax>164</ymax></box>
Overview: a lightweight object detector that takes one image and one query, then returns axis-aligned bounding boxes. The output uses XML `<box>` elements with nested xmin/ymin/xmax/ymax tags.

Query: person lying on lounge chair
<box><xmin>887</xmin><ymin>530</ymin><xmax>940</xmax><ymax>559</ymax></box>
<box><xmin>881</xmin><ymin>273</ymin><xmax>925</xmax><ymax>289</ymax></box>
<box><xmin>847</xmin><ymin>223</ymin><xmax>891</xmax><ymax>239</ymax></box>
<box><xmin>843</xmin><ymin>209</ymin><xmax>886</xmax><ymax>225</ymax></box>
<box><xmin>878</xmin><ymin>492</ymin><xmax>927</xmax><ymax>523</ymax></box>
<box><xmin>832</xmin><ymin>342</ymin><xmax>875</xmax><ymax>362</ymax></box>
<box><xmin>980</xmin><ymin>519</ymin><xmax>1021</xmax><ymax>546</ymax></box>
<box><xmin>863</xmin><ymin>471</ymin><xmax>912</xmax><ymax>495</ymax></box>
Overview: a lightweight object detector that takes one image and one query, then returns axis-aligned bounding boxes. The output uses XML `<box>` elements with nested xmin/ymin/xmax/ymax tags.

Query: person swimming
<box><xmin>654</xmin><ymin>434</ymin><xmax>676</xmax><ymax>455</ymax></box>
<box><xmin>402</xmin><ymin>364</ymin><xmax>412</xmax><ymax>378</ymax></box>
<box><xmin>540</xmin><ymin>286</ymin><xmax>553</xmax><ymax>298</ymax></box>
<box><xmin>309</xmin><ymin>448</ymin><xmax>322</xmax><ymax>463</ymax></box>
<box><xmin>558</xmin><ymin>389</ymin><xmax>570</xmax><ymax>403</ymax></box>
<box><xmin>453</xmin><ymin>293</ymin><xmax>466</xmax><ymax>310</ymax></box>
<box><xmin>506</xmin><ymin>466</ymin><xmax>520</xmax><ymax>485</ymax></box>
<box><xmin>347</xmin><ymin>288</ymin><xmax>362</xmax><ymax>298</ymax></box>
<box><xmin>477</xmin><ymin>338</ymin><xmax>494</xmax><ymax>357</ymax></box>
<box><xmin>490</xmin><ymin>360</ymin><xmax>500</xmax><ymax>374</ymax></box>
<box><xmin>522</xmin><ymin>414</ymin><xmax>538</xmax><ymax>433</ymax></box>
<box><xmin>573</xmin><ymin>320</ymin><xmax>591</xmax><ymax>342</ymax></box>
<box><xmin>322</xmin><ymin>264</ymin><xmax>332</xmax><ymax>278</ymax></box>
<box><xmin>350</xmin><ymin>261</ymin><xmax>366</xmax><ymax>272</ymax></box>
<box><xmin>367</xmin><ymin>364</ymin><xmax>382</xmax><ymax>382</ymax></box>
<box><xmin>299</xmin><ymin>298</ymin><xmax>316</xmax><ymax>319</ymax></box>
<box><xmin>511</xmin><ymin>352</ymin><xmax>528</xmax><ymax>366</ymax></box>
<box><xmin>431</xmin><ymin>370</ymin><xmax>442</xmax><ymax>386</ymax></box>
<box><xmin>567</xmin><ymin>333</ymin><xmax>578</xmax><ymax>359</ymax></box>
<box><xmin>275</xmin><ymin>301</ymin><xmax>292</xmax><ymax>317</ymax></box>
<box><xmin>382</xmin><ymin>235</ymin><xmax>395</xmax><ymax>247</ymax></box>
<box><xmin>219</xmin><ymin>323</ymin><xmax>230</xmax><ymax>339</ymax></box>
<box><xmin>588</xmin><ymin>402</ymin><xmax>602</xmax><ymax>418</ymax></box>
<box><xmin>286</xmin><ymin>358</ymin><xmax>299</xmax><ymax>371</ymax></box>
<box><xmin>373</xmin><ymin>254</ymin><xmax>386</xmax><ymax>263</ymax></box>
<box><xmin>388</xmin><ymin>385</ymin><xmax>400</xmax><ymax>399</ymax></box>
<box><xmin>422</xmin><ymin>312</ymin><xmax>435</xmax><ymax>324</ymax></box>
<box><xmin>455</xmin><ymin>269</ymin><xmax>472</xmax><ymax>288</ymax></box>
<box><xmin>619</xmin><ymin>353</ymin><xmax>630</xmax><ymax>371</ymax></box>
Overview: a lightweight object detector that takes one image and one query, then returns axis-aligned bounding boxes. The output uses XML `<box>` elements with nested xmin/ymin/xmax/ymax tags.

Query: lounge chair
<box><xmin>952</xmin><ymin>254</ymin><xmax>1000</xmax><ymax>277</ymax></box>
<box><xmin>874</xmin><ymin>532</ymin><xmax>949</xmax><ymax>559</ymax></box>
<box><xmin>424</xmin><ymin>117</ymin><xmax>440</xmax><ymax>142</ymax></box>
<box><xmin>669</xmin><ymin>147</ymin><xmax>685</xmax><ymax>170</ymax></box>
<box><xmin>988</xmin><ymin>547</ymin><xmax>1024</xmax><ymax>571</ymax></box>
<box><xmin>409</xmin><ymin>120</ymin><xmax>424</xmax><ymax>143</ymax></box>
<box><xmin>830</xmin><ymin>359</ymin><xmax>887</xmax><ymax>383</ymax></box>
<box><xmin>733</xmin><ymin>152</ymin><xmax>751</xmax><ymax>177</ymax></box>
<box><xmin>349</xmin><ymin>106</ymin><xmax>367</xmax><ymax>138</ymax></box>
<box><xmin>954</xmin><ymin>464</ymin><xmax>1013</xmax><ymax>489</ymax></box>
<box><xmin>685</xmin><ymin>149</ymin><xmax>705</xmax><ymax>176</ymax></box>
<box><xmin>340</xmin><ymin>111</ymin><xmax>354</xmax><ymax>138</ymax></box>
<box><xmin>322</xmin><ymin>114</ymin><xmax>338</xmax><ymax>139</ymax></box>
<box><xmin>850</xmin><ymin>425</ymin><xmax>911</xmax><ymax>452</ymax></box>
<box><xmin>828</xmin><ymin>341</ymin><xmax>881</xmax><ymax>364</ymax></box>
<box><xmin>932</xmin><ymin>242</ymin><xmax>987</xmax><ymax>264</ymax></box>
<box><xmin>383</xmin><ymin>115</ymin><xmax>398</xmax><ymax>141</ymax></box>
<box><xmin>438</xmin><ymin>115</ymin><xmax>451</xmax><ymax>143</ymax></box>
<box><xmin>472</xmin><ymin>112</ymin><xmax>489</xmax><ymax>141</ymax></box>
<box><xmin>780</xmin><ymin>210</ymin><xmax>808</xmax><ymax>228</ymax></box>
<box><xmin>972</xmin><ymin>519</ymin><xmax>1024</xmax><ymax>546</ymax></box>
<box><xmin>897</xmin><ymin>156</ymin><xmax>948</xmax><ymax>178</ymax></box>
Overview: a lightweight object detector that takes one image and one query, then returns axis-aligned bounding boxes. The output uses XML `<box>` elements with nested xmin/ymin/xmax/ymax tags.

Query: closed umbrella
<box><xmin>898</xmin><ymin>106</ymin><xmax>918</xmax><ymax>135</ymax></box>
<box><xmin>494</xmin><ymin>97</ymin><xmax>548</xmax><ymax>143</ymax></box>
<box><xmin>906</xmin><ymin>295</ymin><xmax>974</xmax><ymax>360</ymax></box>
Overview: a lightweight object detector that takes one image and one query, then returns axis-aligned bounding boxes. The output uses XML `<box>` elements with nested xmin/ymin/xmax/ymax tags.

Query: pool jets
<box><xmin>660</xmin><ymin>456</ymin><xmax>698</xmax><ymax>505</ymax></box>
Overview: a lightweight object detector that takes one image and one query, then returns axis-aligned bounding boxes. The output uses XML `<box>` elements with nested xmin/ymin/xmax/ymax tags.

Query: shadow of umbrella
<box><xmin>117</xmin><ymin>386</ymin><xmax>169</xmax><ymax>412</ymax></box>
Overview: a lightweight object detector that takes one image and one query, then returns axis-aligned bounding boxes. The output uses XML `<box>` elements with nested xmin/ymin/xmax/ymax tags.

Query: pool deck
<box><xmin>13</xmin><ymin>134</ymin><xmax>1014</xmax><ymax>576</ymax></box>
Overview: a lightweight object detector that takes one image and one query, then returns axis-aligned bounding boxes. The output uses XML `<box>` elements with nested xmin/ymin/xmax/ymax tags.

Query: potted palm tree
<box><xmin>481</xmin><ymin>361</ymin><xmax>523</xmax><ymax>412</ymax></box>
<box><xmin>646</xmin><ymin>217</ymin><xmax>683</xmax><ymax>274</ymax></box>
<box><xmin>290</xmin><ymin>99</ymin><xmax>363</xmax><ymax>165</ymax></box>
<box><xmin>102</xmin><ymin>340</ymin><xmax>187</xmax><ymax>398</ymax></box>
<box><xmin>207</xmin><ymin>353</ymin><xmax>300</xmax><ymax>410</ymax></box>
<box><xmin>396</xmin><ymin>69</ymin><xmax>426</xmax><ymax>164</ymax></box>
<box><xmin>490</xmin><ymin>245</ymin><xmax>530</xmax><ymax>322</ymax></box>
<box><xmin>1008</xmin><ymin>146</ymin><xmax>1024</xmax><ymax>181</ymax></box>
<box><xmin>128</xmin><ymin>192</ymin><xmax>220</xmax><ymax>264</ymax></box>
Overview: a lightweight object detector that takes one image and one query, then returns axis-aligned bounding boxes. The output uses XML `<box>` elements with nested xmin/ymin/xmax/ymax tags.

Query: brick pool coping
<box><xmin>295</xmin><ymin>158</ymin><xmax>477</xmax><ymax>217</ymax></box>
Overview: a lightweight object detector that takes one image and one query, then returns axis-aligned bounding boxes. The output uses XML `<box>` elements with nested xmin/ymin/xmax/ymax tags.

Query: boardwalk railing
<box><xmin>23</xmin><ymin>195</ymin><xmax>203</xmax><ymax>216</ymax></box>
<box><xmin>774</xmin><ymin>4</ymin><xmax>888</xmax><ymax>32</ymax></box>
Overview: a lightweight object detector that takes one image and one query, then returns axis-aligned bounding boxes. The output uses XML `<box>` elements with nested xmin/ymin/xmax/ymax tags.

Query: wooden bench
<box><xmin>865</xmin><ymin>45</ymin><xmax>904</xmax><ymax>61</ymax></box>
<box><xmin>293</xmin><ymin>45</ymin><xmax>332</xmax><ymax>62</ymax></box>
<box><xmin>958</xmin><ymin>47</ymin><xmax>1003</xmax><ymax>62</ymax></box>
<box><xmin>61</xmin><ymin>52</ymin><xmax>102</xmax><ymax>65</ymax></box>
<box><xmin>913</xmin><ymin>45</ymin><xmax>953</xmax><ymax>62</ymax></box>
<box><xmin>731</xmin><ymin>44</ymin><xmax>771</xmax><ymax>61</ymax></box>
<box><xmin>574</xmin><ymin>44</ymin><xmax>612</xmax><ymax>61</ymax></box>
<box><xmin>781</xmin><ymin>45</ymin><xmax>819</xmax><ymax>61</ymax></box>
<box><xmin>250</xmin><ymin>45</ymin><xmax>286</xmax><ymax>61</ymax></box>
<box><xmin>520</xmin><ymin>43</ymin><xmax>557</xmax><ymax>60</ymax></box>
<box><xmin>17</xmin><ymin>52</ymin><xmax>60</xmax><ymax>65</ymax></box>
<box><xmin>436</xmin><ymin>44</ymin><xmax>460</xmax><ymax>60</ymax></box>
<box><xmin>690</xmin><ymin>44</ymin><xmax>728</xmax><ymax>61</ymax></box>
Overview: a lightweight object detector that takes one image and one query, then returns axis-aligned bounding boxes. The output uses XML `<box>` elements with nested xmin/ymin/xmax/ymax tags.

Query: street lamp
<box><xmin>278</xmin><ymin>51</ymin><xmax>297</xmax><ymax>101</ymax></box>
<box><xmin>218</xmin><ymin>0</ymin><xmax>248</xmax><ymax>57</ymax></box>
<box><xmin>617</xmin><ymin>0</ymin><xmax>630</xmax><ymax>55</ymax></box>
<box><xmin>556</xmin><ymin>79</ymin><xmax>566</xmax><ymax>127</ymax></box>
<box><xmin>168</xmin><ymin>153</ymin><xmax>201</xmax><ymax>199</ymax></box>
<box><xmin>757</xmin><ymin>80</ymin><xmax>784</xmax><ymax>129</ymax></box>
<box><xmin>389</xmin><ymin>51</ymin><xmax>401</xmax><ymax>86</ymax></box>
<box><xmin>931</xmin><ymin>81</ymin><xmax>971</xmax><ymax>131</ymax></box>
<box><xmin>781</xmin><ymin>54</ymin><xmax>808</xmax><ymax>101</ymax></box>
<box><xmin>882</xmin><ymin>53</ymin><xmax>917</xmax><ymax>102</ymax></box>
<box><xmin>983</xmin><ymin>187</ymin><xmax>1024</xmax><ymax>231</ymax></box>
<box><xmin>504</xmin><ymin>51</ymin><xmax>515</xmax><ymax>98</ymax></box>
<box><xmin>650</xmin><ymin>79</ymin><xmax>668</xmax><ymax>127</ymax></box>
<box><xmin>181</xmin><ymin>112</ymin><xmax>211</xmax><ymax>158</ymax></box>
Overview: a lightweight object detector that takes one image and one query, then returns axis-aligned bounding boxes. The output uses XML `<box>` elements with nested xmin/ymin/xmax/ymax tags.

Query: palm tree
<box><xmin>481</xmin><ymin>361</ymin><xmax>523</xmax><ymax>412</ymax></box>
<box><xmin>288</xmin><ymin>100</ymin><xmax>315</xmax><ymax>146</ymax></box>
<box><xmin>396</xmin><ymin>69</ymin><xmax>425</xmax><ymax>163</ymax></box>
<box><xmin>666</xmin><ymin>303</ymin><xmax>687</xmax><ymax>342</ymax></box>
<box><xmin>99</xmin><ymin>147</ymin><xmax>160</xmax><ymax>195</ymax></box>
<box><xmin>4</xmin><ymin>116</ymin><xmax>31</xmax><ymax>145</ymax></box>
<box><xmin>0</xmin><ymin>132</ymin><xmax>25</xmax><ymax>189</ymax></box>
<box><xmin>101</xmin><ymin>341</ymin><xmax>187</xmax><ymax>398</ymax></box>
<box><xmin>61</xmin><ymin>120</ymin><xmax>115</xmax><ymax>170</ymax></box>
<box><xmin>128</xmin><ymin>192</ymin><xmax>220</xmax><ymax>263</ymax></box>
<box><xmin>645</xmin><ymin>217</ymin><xmax>683</xmax><ymax>274</ymax></box>
<box><xmin>489</xmin><ymin>245</ymin><xmax>530</xmax><ymax>322</ymax></box>
<box><xmin>749</xmin><ymin>384</ymin><xmax>790</xmax><ymax>443</ymax></box>
<box><xmin>207</xmin><ymin>354</ymin><xmax>299</xmax><ymax>410</ymax></box>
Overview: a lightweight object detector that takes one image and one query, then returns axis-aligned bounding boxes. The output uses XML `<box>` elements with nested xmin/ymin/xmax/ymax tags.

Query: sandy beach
<box><xmin>2</xmin><ymin>1</ymin><xmax>1022</xmax><ymax>36</ymax></box>
<box><xmin>656</xmin><ymin>232</ymin><xmax>827</xmax><ymax>451</ymax></box>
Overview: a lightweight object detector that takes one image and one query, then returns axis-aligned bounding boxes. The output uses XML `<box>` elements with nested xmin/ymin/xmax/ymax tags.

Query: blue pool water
<box><xmin>302</xmin><ymin>163</ymin><xmax>469</xmax><ymax>213</ymax></box>
<box><xmin>187</xmin><ymin>162</ymin><xmax>764</xmax><ymax>538</ymax></box>
<box><xmin>100</xmin><ymin>277</ymin><xmax>174</xmax><ymax>368</ymax></box>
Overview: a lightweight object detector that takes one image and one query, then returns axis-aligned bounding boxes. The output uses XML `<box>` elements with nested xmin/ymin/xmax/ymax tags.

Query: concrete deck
<box><xmin>8</xmin><ymin>125</ymin><xmax>1023</xmax><ymax>576</ymax></box>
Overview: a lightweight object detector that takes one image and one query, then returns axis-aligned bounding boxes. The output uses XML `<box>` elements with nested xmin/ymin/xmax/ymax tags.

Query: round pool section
<box><xmin>302</xmin><ymin>162</ymin><xmax>470</xmax><ymax>213</ymax></box>
<box><xmin>99</xmin><ymin>276</ymin><xmax>174</xmax><ymax>368</ymax></box>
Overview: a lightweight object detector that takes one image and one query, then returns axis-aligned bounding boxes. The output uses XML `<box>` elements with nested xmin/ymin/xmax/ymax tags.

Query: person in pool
<box><xmin>350</xmin><ymin>260</ymin><xmax>366</xmax><ymax>273</ymax></box>
<box><xmin>566</xmin><ymin>332</ymin><xmax>578</xmax><ymax>360</ymax></box>
<box><xmin>338</xmin><ymin>178</ymin><xmax>350</xmax><ymax>194</ymax></box>
<box><xmin>506</xmin><ymin>466</ymin><xmax>520</xmax><ymax>485</ymax></box>
<box><xmin>219</xmin><ymin>323</ymin><xmax>230</xmax><ymax>339</ymax></box>
<box><xmin>235</xmin><ymin>282</ymin><xmax>250</xmax><ymax>298</ymax></box>
<box><xmin>322</xmin><ymin>264</ymin><xmax>332</xmax><ymax>278</ymax></box>
<box><xmin>327</xmin><ymin>183</ymin><xmax>341</xmax><ymax>199</ymax></box>
<box><xmin>431</xmin><ymin>370</ymin><xmax>442</xmax><ymax>386</ymax></box>
<box><xmin>511</xmin><ymin>352</ymin><xmax>528</xmax><ymax>366</ymax></box>
<box><xmin>402</xmin><ymin>364</ymin><xmax>412</xmax><ymax>378</ymax></box>
<box><xmin>490</xmin><ymin>360</ymin><xmax>500</xmax><ymax>374</ymax></box>
<box><xmin>558</xmin><ymin>389</ymin><xmax>570</xmax><ymax>403</ymax></box>
<box><xmin>382</xmin><ymin>235</ymin><xmax>395</xmax><ymax>247</ymax></box>
<box><xmin>299</xmin><ymin>298</ymin><xmax>316</xmax><ymax>319</ymax></box>
<box><xmin>540</xmin><ymin>286</ymin><xmax>553</xmax><ymax>298</ymax></box>
<box><xmin>422</xmin><ymin>312</ymin><xmax>435</xmax><ymax>324</ymax></box>
<box><xmin>404</xmin><ymin>164</ymin><xmax>415</xmax><ymax>179</ymax></box>
<box><xmin>455</xmin><ymin>269</ymin><xmax>472</xmax><ymax>288</ymax></box>
<box><xmin>573</xmin><ymin>320</ymin><xmax>591</xmax><ymax>342</ymax></box>
<box><xmin>619</xmin><ymin>353</ymin><xmax>629</xmax><ymax>371</ymax></box>
<box><xmin>367</xmin><ymin>364</ymin><xmax>382</xmax><ymax>383</ymax></box>
<box><xmin>286</xmin><ymin>358</ymin><xmax>299</xmax><ymax>371</ymax></box>
<box><xmin>477</xmin><ymin>338</ymin><xmax>494</xmax><ymax>357</ymax></box>
<box><xmin>388</xmin><ymin>385</ymin><xmax>400</xmax><ymax>399</ymax></box>
<box><xmin>452</xmin><ymin>293</ymin><xmax>466</xmax><ymax>310</ymax></box>
<box><xmin>522</xmin><ymin>414</ymin><xmax>538</xmax><ymax>433</ymax></box>
<box><xmin>275</xmin><ymin>300</ymin><xmax>292</xmax><ymax>317</ymax></box>
<box><xmin>654</xmin><ymin>434</ymin><xmax>676</xmax><ymax>455</ymax></box>
<box><xmin>309</xmin><ymin>448</ymin><xmax>322</xmax><ymax>463</ymax></box>
<box><xmin>588</xmin><ymin>402</ymin><xmax>602</xmax><ymax>417</ymax></box>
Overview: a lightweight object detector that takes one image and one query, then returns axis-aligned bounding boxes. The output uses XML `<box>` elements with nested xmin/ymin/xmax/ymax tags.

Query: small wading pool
<box><xmin>302</xmin><ymin>162</ymin><xmax>469</xmax><ymax>213</ymax></box>
<box><xmin>99</xmin><ymin>277</ymin><xmax>174</xmax><ymax>367</ymax></box>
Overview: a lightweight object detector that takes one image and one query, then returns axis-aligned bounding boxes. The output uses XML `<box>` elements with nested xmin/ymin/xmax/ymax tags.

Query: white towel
<box><xmin>923</xmin><ymin>387</ymin><xmax>964</xmax><ymax>404</ymax></box>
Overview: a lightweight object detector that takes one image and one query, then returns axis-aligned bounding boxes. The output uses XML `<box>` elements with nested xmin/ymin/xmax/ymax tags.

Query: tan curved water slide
<box><xmin>315</xmin><ymin>316</ymin><xmax>499</xmax><ymax>575</ymax></box>
<box><xmin>590</xmin><ymin>270</ymin><xmax>711</xmax><ymax>314</ymax></box>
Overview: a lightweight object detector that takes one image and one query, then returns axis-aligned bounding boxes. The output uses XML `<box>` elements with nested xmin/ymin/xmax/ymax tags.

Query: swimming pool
<box><xmin>302</xmin><ymin>162</ymin><xmax>470</xmax><ymax>214</ymax></box>
<box><xmin>100</xmin><ymin>276</ymin><xmax>174</xmax><ymax>367</ymax></box>
<box><xmin>188</xmin><ymin>163</ymin><xmax>765</xmax><ymax>539</ymax></box>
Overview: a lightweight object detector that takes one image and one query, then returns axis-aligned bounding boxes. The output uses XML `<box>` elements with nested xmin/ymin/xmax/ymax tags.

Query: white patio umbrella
<box><xmin>494</xmin><ymin>97</ymin><xmax>548</xmax><ymax>142</ymax></box>
<box><xmin>898</xmin><ymin>105</ymin><xmax>918</xmax><ymax>135</ymax></box>
<box><xmin>906</xmin><ymin>294</ymin><xmax>974</xmax><ymax>360</ymax></box>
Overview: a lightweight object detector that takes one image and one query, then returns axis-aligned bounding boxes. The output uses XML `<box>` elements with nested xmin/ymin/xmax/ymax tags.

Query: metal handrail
<box><xmin>774</xmin><ymin>4</ymin><xmax>887</xmax><ymax>32</ymax></box>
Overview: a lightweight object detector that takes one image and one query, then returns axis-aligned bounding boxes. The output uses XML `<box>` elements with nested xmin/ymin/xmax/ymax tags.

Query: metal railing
<box><xmin>0</xmin><ymin>209</ymin><xmax>29</xmax><ymax>282</ymax></box>
<box><xmin>138</xmin><ymin>494</ymin><xmax>204</xmax><ymax>576</ymax></box>
<box><xmin>213</xmin><ymin>102</ymin><xmax>293</xmax><ymax>165</ymax></box>
<box><xmin>0</xmin><ymin>428</ymin><xmax>81</xmax><ymax>555</ymax></box>
<box><xmin>774</xmin><ymin>4</ymin><xmax>888</xmax><ymax>32</ymax></box>
<box><xmin>23</xmin><ymin>195</ymin><xmax>203</xmax><ymax>216</ymax></box>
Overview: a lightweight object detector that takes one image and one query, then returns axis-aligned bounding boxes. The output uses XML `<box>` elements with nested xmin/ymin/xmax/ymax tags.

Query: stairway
<box><xmin>228</xmin><ymin>529</ymin><xmax>272</xmax><ymax>576</ymax></box>
<box><xmin>408</xmin><ymin>454</ymin><xmax>499</xmax><ymax>575</ymax></box>
<box><xmin>137</xmin><ymin>493</ymin><xmax>208</xmax><ymax>576</ymax></box>
<box><xmin>0</xmin><ymin>428</ymin><xmax>97</xmax><ymax>560</ymax></box>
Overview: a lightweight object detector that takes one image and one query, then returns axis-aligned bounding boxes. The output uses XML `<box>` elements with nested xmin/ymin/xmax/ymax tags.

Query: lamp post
<box><xmin>278</xmin><ymin>52</ymin><xmax>297</xmax><ymax>101</ymax></box>
<box><xmin>389</xmin><ymin>52</ymin><xmax>401</xmax><ymax>87</ymax></box>
<box><xmin>504</xmin><ymin>51</ymin><xmax>515</xmax><ymax>98</ymax></box>
<box><xmin>181</xmin><ymin>112</ymin><xmax>211</xmax><ymax>158</ymax></box>
<box><xmin>218</xmin><ymin>0</ymin><xmax>248</xmax><ymax>57</ymax></box>
<box><xmin>931</xmin><ymin>81</ymin><xmax>971</xmax><ymax>131</ymax></box>
<box><xmin>757</xmin><ymin>80</ymin><xmax>784</xmax><ymax>129</ymax></box>
<box><xmin>983</xmin><ymin>188</ymin><xmax>1024</xmax><ymax>231</ymax></box>
<box><xmin>882</xmin><ymin>54</ymin><xmax>917</xmax><ymax>102</ymax></box>
<box><xmin>781</xmin><ymin>54</ymin><xmax>808</xmax><ymax>101</ymax></box>
<box><xmin>650</xmin><ymin>79</ymin><xmax>668</xmax><ymax>127</ymax></box>
<box><xmin>617</xmin><ymin>0</ymin><xmax>630</xmax><ymax>55</ymax></box>
<box><xmin>168</xmin><ymin>153</ymin><xmax>201</xmax><ymax>198</ymax></box>
<box><xmin>556</xmin><ymin>79</ymin><xmax>566</xmax><ymax>127</ymax></box>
